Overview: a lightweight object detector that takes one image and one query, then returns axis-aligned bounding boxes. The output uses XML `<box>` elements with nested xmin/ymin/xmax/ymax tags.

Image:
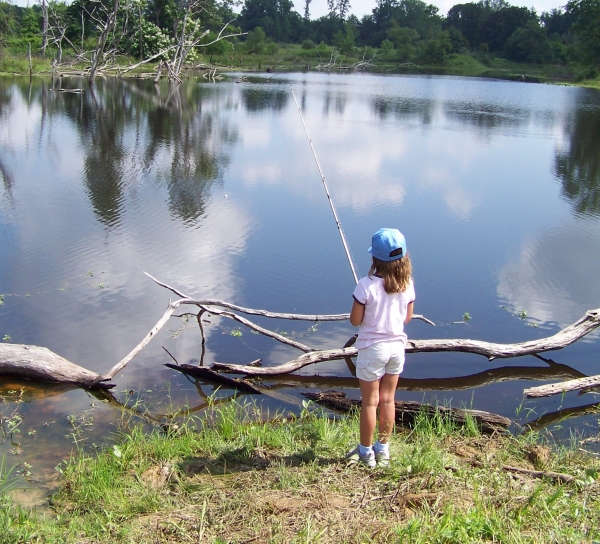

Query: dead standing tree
<box><xmin>0</xmin><ymin>273</ymin><xmax>599</xmax><ymax>391</ymax></box>
<box><xmin>88</xmin><ymin>0</ymin><xmax>121</xmax><ymax>82</ymax></box>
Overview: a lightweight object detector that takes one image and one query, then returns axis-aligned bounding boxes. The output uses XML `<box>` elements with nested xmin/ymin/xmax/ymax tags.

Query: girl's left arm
<box><xmin>405</xmin><ymin>301</ymin><xmax>414</xmax><ymax>324</ymax></box>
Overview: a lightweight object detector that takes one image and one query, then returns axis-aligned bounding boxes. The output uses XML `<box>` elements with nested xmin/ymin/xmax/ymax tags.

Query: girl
<box><xmin>348</xmin><ymin>228</ymin><xmax>415</xmax><ymax>468</ymax></box>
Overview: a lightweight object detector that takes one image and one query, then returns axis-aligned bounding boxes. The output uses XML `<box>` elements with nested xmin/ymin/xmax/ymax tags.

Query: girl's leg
<box><xmin>359</xmin><ymin>378</ymin><xmax>380</xmax><ymax>447</ymax></box>
<box><xmin>377</xmin><ymin>373</ymin><xmax>400</xmax><ymax>444</ymax></box>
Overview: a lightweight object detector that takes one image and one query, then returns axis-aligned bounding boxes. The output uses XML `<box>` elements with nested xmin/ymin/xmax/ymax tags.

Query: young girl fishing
<box><xmin>348</xmin><ymin>228</ymin><xmax>415</xmax><ymax>468</ymax></box>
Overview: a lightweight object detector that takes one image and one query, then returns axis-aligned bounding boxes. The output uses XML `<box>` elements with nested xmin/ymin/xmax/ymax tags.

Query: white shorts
<box><xmin>356</xmin><ymin>341</ymin><xmax>406</xmax><ymax>382</ymax></box>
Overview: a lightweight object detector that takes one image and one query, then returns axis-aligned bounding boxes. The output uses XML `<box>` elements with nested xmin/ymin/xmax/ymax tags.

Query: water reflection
<box><xmin>13</xmin><ymin>78</ymin><xmax>239</xmax><ymax>228</ymax></box>
<box><xmin>241</xmin><ymin>87</ymin><xmax>288</xmax><ymax>112</ymax></box>
<box><xmin>497</xmin><ymin>216</ymin><xmax>600</xmax><ymax>328</ymax></box>
<box><xmin>372</xmin><ymin>96</ymin><xmax>434</xmax><ymax>123</ymax></box>
<box><xmin>555</xmin><ymin>103</ymin><xmax>600</xmax><ymax>218</ymax></box>
<box><xmin>444</xmin><ymin>102</ymin><xmax>529</xmax><ymax>131</ymax></box>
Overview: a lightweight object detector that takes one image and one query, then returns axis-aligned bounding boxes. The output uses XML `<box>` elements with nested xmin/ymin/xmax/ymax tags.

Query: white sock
<box><xmin>373</xmin><ymin>441</ymin><xmax>389</xmax><ymax>453</ymax></box>
<box><xmin>358</xmin><ymin>444</ymin><xmax>373</xmax><ymax>456</ymax></box>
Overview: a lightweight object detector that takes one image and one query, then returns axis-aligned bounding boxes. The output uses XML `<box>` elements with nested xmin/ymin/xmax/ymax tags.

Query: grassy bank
<box><xmin>2</xmin><ymin>399</ymin><xmax>600</xmax><ymax>542</ymax></box>
<box><xmin>2</xmin><ymin>43</ymin><xmax>599</xmax><ymax>88</ymax></box>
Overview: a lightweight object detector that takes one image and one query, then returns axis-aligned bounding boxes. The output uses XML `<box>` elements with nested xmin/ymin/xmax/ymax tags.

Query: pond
<box><xmin>1</xmin><ymin>71</ymin><xmax>600</xmax><ymax>506</ymax></box>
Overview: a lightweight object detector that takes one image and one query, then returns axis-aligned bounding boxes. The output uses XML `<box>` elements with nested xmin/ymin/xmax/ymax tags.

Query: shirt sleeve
<box><xmin>352</xmin><ymin>278</ymin><xmax>368</xmax><ymax>305</ymax></box>
<box><xmin>407</xmin><ymin>279</ymin><xmax>415</xmax><ymax>303</ymax></box>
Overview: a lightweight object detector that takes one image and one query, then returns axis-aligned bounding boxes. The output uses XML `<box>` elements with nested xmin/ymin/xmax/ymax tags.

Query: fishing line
<box><xmin>289</xmin><ymin>85</ymin><xmax>360</xmax><ymax>285</ymax></box>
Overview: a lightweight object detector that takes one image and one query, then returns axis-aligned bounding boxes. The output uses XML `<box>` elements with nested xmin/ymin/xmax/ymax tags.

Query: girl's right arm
<box><xmin>404</xmin><ymin>301</ymin><xmax>414</xmax><ymax>324</ymax></box>
<box><xmin>350</xmin><ymin>298</ymin><xmax>365</xmax><ymax>326</ymax></box>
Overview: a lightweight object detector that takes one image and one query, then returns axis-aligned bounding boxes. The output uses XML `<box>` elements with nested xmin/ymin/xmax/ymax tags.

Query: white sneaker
<box><xmin>347</xmin><ymin>446</ymin><xmax>376</xmax><ymax>468</ymax></box>
<box><xmin>374</xmin><ymin>447</ymin><xmax>390</xmax><ymax>467</ymax></box>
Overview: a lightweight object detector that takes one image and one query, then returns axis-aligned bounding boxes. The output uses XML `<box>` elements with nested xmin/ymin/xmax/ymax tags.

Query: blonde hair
<box><xmin>368</xmin><ymin>254</ymin><xmax>412</xmax><ymax>294</ymax></box>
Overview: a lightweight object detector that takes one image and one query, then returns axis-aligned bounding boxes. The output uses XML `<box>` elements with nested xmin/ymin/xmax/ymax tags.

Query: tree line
<box><xmin>0</xmin><ymin>0</ymin><xmax>598</xmax><ymax>75</ymax></box>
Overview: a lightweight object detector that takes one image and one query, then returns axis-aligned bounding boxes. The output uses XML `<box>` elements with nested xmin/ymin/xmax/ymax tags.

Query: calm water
<box><xmin>1</xmin><ymin>72</ymin><xmax>600</xmax><ymax>504</ymax></box>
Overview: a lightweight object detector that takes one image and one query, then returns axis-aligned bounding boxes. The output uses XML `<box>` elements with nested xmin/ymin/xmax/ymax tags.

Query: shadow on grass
<box><xmin>178</xmin><ymin>446</ymin><xmax>341</xmax><ymax>477</ymax></box>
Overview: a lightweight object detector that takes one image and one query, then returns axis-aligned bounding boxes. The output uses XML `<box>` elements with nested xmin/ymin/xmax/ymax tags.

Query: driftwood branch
<box><xmin>213</xmin><ymin>308</ymin><xmax>600</xmax><ymax>376</ymax></box>
<box><xmin>524</xmin><ymin>374</ymin><xmax>600</xmax><ymax>398</ymax></box>
<box><xmin>143</xmin><ymin>272</ymin><xmax>435</xmax><ymax>325</ymax></box>
<box><xmin>303</xmin><ymin>390</ymin><xmax>511</xmax><ymax>435</ymax></box>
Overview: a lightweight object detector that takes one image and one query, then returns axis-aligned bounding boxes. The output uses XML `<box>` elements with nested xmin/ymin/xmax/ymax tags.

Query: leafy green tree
<box><xmin>327</xmin><ymin>0</ymin><xmax>351</xmax><ymax>19</ymax></box>
<box><xmin>540</xmin><ymin>7</ymin><xmax>575</xmax><ymax>37</ymax></box>
<box><xmin>479</xmin><ymin>5</ymin><xmax>537</xmax><ymax>52</ymax></box>
<box><xmin>387</xmin><ymin>24</ymin><xmax>418</xmax><ymax>60</ymax></box>
<box><xmin>447</xmin><ymin>26</ymin><xmax>469</xmax><ymax>52</ymax></box>
<box><xmin>445</xmin><ymin>2</ymin><xmax>489</xmax><ymax>47</ymax></box>
<box><xmin>504</xmin><ymin>21</ymin><xmax>553</xmax><ymax>63</ymax></box>
<box><xmin>333</xmin><ymin>22</ymin><xmax>355</xmax><ymax>54</ymax></box>
<box><xmin>420</xmin><ymin>29</ymin><xmax>451</xmax><ymax>63</ymax></box>
<box><xmin>238</xmin><ymin>0</ymin><xmax>300</xmax><ymax>42</ymax></box>
<box><xmin>21</xmin><ymin>7</ymin><xmax>42</xmax><ymax>39</ymax></box>
<box><xmin>380</xmin><ymin>37</ymin><xmax>394</xmax><ymax>54</ymax></box>
<box><xmin>373</xmin><ymin>0</ymin><xmax>441</xmax><ymax>38</ymax></box>
<box><xmin>129</xmin><ymin>18</ymin><xmax>172</xmax><ymax>57</ymax></box>
<box><xmin>566</xmin><ymin>0</ymin><xmax>600</xmax><ymax>67</ymax></box>
<box><xmin>0</xmin><ymin>1</ymin><xmax>17</xmax><ymax>42</ymax></box>
<box><xmin>245</xmin><ymin>25</ymin><xmax>266</xmax><ymax>53</ymax></box>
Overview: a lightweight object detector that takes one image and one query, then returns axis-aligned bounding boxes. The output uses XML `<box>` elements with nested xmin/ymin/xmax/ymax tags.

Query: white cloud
<box><xmin>497</xmin><ymin>219</ymin><xmax>600</xmax><ymax>329</ymax></box>
<box><xmin>243</xmin><ymin>162</ymin><xmax>282</xmax><ymax>185</ymax></box>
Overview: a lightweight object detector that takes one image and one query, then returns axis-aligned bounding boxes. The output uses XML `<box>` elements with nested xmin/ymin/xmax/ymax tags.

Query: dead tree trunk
<box><xmin>303</xmin><ymin>390</ymin><xmax>511</xmax><ymax>435</ymax></box>
<box><xmin>0</xmin><ymin>343</ymin><xmax>113</xmax><ymax>388</ymax></box>
<box><xmin>88</xmin><ymin>0</ymin><xmax>120</xmax><ymax>82</ymax></box>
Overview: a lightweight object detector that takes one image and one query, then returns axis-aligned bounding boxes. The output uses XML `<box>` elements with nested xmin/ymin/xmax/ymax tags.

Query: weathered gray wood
<box><xmin>0</xmin><ymin>344</ymin><xmax>113</xmax><ymax>388</ymax></box>
<box><xmin>212</xmin><ymin>348</ymin><xmax>357</xmax><ymax>375</ymax></box>
<box><xmin>303</xmin><ymin>390</ymin><xmax>511</xmax><ymax>435</ymax></box>
<box><xmin>144</xmin><ymin>272</ymin><xmax>434</xmax><ymax>325</ymax></box>
<box><xmin>524</xmin><ymin>373</ymin><xmax>600</xmax><ymax>398</ymax></box>
<box><xmin>212</xmin><ymin>308</ymin><xmax>600</xmax><ymax>376</ymax></box>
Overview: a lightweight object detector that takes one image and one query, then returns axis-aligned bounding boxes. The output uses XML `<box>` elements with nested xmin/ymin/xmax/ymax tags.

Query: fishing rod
<box><xmin>289</xmin><ymin>85</ymin><xmax>360</xmax><ymax>285</ymax></box>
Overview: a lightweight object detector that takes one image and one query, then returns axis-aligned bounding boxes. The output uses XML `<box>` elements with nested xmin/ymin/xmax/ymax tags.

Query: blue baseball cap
<box><xmin>368</xmin><ymin>228</ymin><xmax>406</xmax><ymax>261</ymax></box>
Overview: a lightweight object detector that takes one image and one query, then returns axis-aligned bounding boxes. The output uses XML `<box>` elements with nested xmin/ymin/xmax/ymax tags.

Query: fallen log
<box><xmin>303</xmin><ymin>390</ymin><xmax>511</xmax><ymax>435</ymax></box>
<box><xmin>212</xmin><ymin>308</ymin><xmax>600</xmax><ymax>376</ymax></box>
<box><xmin>524</xmin><ymin>373</ymin><xmax>600</xmax><ymax>398</ymax></box>
<box><xmin>0</xmin><ymin>344</ymin><xmax>114</xmax><ymax>389</ymax></box>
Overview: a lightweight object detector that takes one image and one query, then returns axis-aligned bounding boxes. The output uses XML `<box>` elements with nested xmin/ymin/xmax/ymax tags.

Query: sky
<box><xmin>304</xmin><ymin>0</ymin><xmax>565</xmax><ymax>19</ymax></box>
<box><xmin>10</xmin><ymin>0</ymin><xmax>566</xmax><ymax>22</ymax></box>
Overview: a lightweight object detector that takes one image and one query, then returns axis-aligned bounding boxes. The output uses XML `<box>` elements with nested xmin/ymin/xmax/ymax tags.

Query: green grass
<box><xmin>1</xmin><ymin>399</ymin><xmax>600</xmax><ymax>542</ymax></box>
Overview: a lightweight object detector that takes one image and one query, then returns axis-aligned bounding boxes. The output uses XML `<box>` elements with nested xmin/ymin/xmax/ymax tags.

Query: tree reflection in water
<box><xmin>555</xmin><ymin>99</ymin><xmax>600</xmax><ymax>217</ymax></box>
<box><xmin>38</xmin><ymin>78</ymin><xmax>238</xmax><ymax>227</ymax></box>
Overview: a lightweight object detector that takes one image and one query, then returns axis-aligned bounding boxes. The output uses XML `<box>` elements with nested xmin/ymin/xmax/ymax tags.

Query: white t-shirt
<box><xmin>352</xmin><ymin>276</ymin><xmax>415</xmax><ymax>350</ymax></box>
